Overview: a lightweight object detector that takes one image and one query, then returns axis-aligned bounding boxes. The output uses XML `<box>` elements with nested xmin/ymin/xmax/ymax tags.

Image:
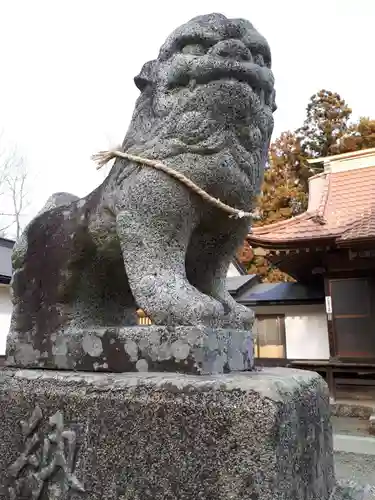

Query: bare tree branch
<box><xmin>0</xmin><ymin>132</ymin><xmax>30</xmax><ymax>239</ymax></box>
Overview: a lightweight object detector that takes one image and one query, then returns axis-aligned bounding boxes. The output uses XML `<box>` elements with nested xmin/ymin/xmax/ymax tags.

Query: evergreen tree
<box><xmin>256</xmin><ymin>131</ymin><xmax>308</xmax><ymax>225</ymax></box>
<box><xmin>297</xmin><ymin>89</ymin><xmax>352</xmax><ymax>159</ymax></box>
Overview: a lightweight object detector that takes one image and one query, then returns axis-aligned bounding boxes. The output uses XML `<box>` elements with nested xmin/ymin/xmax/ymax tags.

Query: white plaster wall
<box><xmin>227</xmin><ymin>263</ymin><xmax>241</xmax><ymax>277</ymax></box>
<box><xmin>252</xmin><ymin>304</ymin><xmax>330</xmax><ymax>360</ymax></box>
<box><xmin>0</xmin><ymin>285</ymin><xmax>11</xmax><ymax>355</ymax></box>
<box><xmin>284</xmin><ymin>308</ymin><xmax>329</xmax><ymax>360</ymax></box>
<box><xmin>328</xmin><ymin>150</ymin><xmax>375</xmax><ymax>173</ymax></box>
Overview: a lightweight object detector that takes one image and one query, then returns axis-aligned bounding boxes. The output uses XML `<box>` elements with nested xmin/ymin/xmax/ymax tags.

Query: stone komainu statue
<box><xmin>7</xmin><ymin>13</ymin><xmax>276</xmax><ymax>370</ymax></box>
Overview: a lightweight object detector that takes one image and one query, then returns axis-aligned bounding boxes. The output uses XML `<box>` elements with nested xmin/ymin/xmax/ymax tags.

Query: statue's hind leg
<box><xmin>186</xmin><ymin>216</ymin><xmax>254</xmax><ymax>330</ymax></box>
<box><xmin>115</xmin><ymin>171</ymin><xmax>225</xmax><ymax>327</ymax></box>
<box><xmin>7</xmin><ymin>215</ymin><xmax>139</xmax><ymax>369</ymax></box>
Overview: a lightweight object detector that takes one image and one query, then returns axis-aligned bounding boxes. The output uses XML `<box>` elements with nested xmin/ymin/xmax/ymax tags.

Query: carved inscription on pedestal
<box><xmin>8</xmin><ymin>405</ymin><xmax>84</xmax><ymax>499</ymax></box>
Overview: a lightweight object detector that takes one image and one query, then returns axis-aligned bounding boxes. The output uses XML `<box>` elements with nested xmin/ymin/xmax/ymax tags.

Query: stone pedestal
<box><xmin>6</xmin><ymin>326</ymin><xmax>253</xmax><ymax>374</ymax></box>
<box><xmin>0</xmin><ymin>367</ymin><xmax>337</xmax><ymax>500</ymax></box>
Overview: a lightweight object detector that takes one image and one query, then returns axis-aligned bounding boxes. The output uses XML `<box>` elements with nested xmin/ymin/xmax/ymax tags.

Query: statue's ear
<box><xmin>134</xmin><ymin>60</ymin><xmax>156</xmax><ymax>91</ymax></box>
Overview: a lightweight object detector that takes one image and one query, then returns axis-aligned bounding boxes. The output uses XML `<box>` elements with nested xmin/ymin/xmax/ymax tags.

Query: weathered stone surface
<box><xmin>331</xmin><ymin>403</ymin><xmax>374</xmax><ymax>420</ymax></box>
<box><xmin>369</xmin><ymin>414</ymin><xmax>375</xmax><ymax>435</ymax></box>
<box><xmin>6</xmin><ymin>13</ymin><xmax>275</xmax><ymax>370</ymax></box>
<box><xmin>0</xmin><ymin>367</ymin><xmax>334</xmax><ymax>500</ymax></box>
<box><xmin>6</xmin><ymin>325</ymin><xmax>253</xmax><ymax>373</ymax></box>
<box><xmin>331</xmin><ymin>480</ymin><xmax>373</xmax><ymax>500</ymax></box>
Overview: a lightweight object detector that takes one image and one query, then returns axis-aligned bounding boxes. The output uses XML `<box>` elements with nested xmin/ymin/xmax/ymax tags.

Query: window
<box><xmin>253</xmin><ymin>315</ymin><xmax>286</xmax><ymax>358</ymax></box>
<box><xmin>330</xmin><ymin>278</ymin><xmax>370</xmax><ymax>317</ymax></box>
<box><xmin>330</xmin><ymin>278</ymin><xmax>375</xmax><ymax>358</ymax></box>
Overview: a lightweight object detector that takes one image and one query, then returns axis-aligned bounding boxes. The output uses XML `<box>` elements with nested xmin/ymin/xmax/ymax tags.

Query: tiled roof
<box><xmin>248</xmin><ymin>165</ymin><xmax>375</xmax><ymax>248</ymax></box>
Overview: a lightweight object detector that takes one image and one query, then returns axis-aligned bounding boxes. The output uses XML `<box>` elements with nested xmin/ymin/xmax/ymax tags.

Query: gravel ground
<box><xmin>335</xmin><ymin>452</ymin><xmax>375</xmax><ymax>495</ymax></box>
<box><xmin>331</xmin><ymin>415</ymin><xmax>375</xmax><ymax>497</ymax></box>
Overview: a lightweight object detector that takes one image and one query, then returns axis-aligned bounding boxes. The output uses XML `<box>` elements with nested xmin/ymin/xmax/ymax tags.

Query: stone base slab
<box><xmin>6</xmin><ymin>325</ymin><xmax>253</xmax><ymax>374</ymax></box>
<box><xmin>330</xmin><ymin>480</ymin><xmax>373</xmax><ymax>499</ymax></box>
<box><xmin>0</xmin><ymin>367</ymin><xmax>336</xmax><ymax>500</ymax></box>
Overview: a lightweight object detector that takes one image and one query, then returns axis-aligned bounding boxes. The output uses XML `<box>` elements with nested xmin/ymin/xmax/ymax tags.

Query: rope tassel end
<box><xmin>91</xmin><ymin>150</ymin><xmax>119</xmax><ymax>170</ymax></box>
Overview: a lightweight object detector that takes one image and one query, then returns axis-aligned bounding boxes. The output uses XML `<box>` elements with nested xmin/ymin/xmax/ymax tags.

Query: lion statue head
<box><xmin>121</xmin><ymin>13</ymin><xmax>276</xmax><ymax>197</ymax></box>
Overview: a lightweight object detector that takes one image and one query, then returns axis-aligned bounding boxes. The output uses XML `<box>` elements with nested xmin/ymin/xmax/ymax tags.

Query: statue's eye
<box><xmin>181</xmin><ymin>44</ymin><xmax>206</xmax><ymax>56</ymax></box>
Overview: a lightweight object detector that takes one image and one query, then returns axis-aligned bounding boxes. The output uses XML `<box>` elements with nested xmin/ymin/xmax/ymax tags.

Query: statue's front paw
<box><xmin>136</xmin><ymin>273</ymin><xmax>225</xmax><ymax>327</ymax></box>
<box><xmin>223</xmin><ymin>303</ymin><xmax>254</xmax><ymax>330</ymax></box>
<box><xmin>190</xmin><ymin>299</ymin><xmax>225</xmax><ymax>328</ymax></box>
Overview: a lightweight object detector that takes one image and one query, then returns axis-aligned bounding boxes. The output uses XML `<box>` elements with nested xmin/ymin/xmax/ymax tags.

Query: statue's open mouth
<box><xmin>166</xmin><ymin>57</ymin><xmax>276</xmax><ymax>112</ymax></box>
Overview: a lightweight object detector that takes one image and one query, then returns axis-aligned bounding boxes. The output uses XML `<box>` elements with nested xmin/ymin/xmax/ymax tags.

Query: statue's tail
<box><xmin>36</xmin><ymin>192</ymin><xmax>80</xmax><ymax>215</ymax></box>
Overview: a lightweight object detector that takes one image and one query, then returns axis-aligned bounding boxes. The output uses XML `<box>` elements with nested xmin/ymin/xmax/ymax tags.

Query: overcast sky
<box><xmin>0</xmin><ymin>0</ymin><xmax>374</xmax><ymax>226</ymax></box>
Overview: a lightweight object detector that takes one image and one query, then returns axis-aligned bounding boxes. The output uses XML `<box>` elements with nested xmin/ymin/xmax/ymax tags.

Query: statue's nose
<box><xmin>209</xmin><ymin>39</ymin><xmax>252</xmax><ymax>61</ymax></box>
